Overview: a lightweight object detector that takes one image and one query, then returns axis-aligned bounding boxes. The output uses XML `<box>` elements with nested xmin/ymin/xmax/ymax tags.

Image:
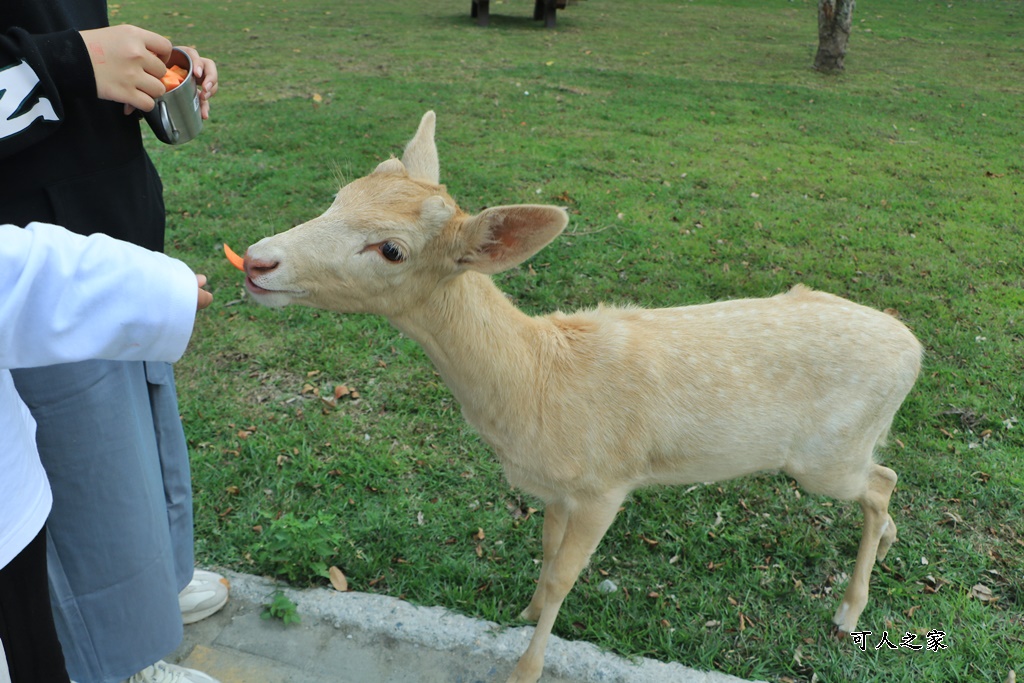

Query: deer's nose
<box><xmin>245</xmin><ymin>255</ymin><xmax>280</xmax><ymax>276</ymax></box>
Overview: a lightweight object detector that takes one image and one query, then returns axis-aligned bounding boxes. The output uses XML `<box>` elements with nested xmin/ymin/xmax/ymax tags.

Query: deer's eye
<box><xmin>379</xmin><ymin>241</ymin><xmax>405</xmax><ymax>263</ymax></box>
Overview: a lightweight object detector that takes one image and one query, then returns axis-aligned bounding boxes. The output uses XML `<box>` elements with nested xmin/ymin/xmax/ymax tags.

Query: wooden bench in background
<box><xmin>471</xmin><ymin>0</ymin><xmax>571</xmax><ymax>28</ymax></box>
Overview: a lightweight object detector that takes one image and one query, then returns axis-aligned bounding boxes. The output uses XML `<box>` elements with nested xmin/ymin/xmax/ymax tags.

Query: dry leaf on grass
<box><xmin>970</xmin><ymin>583</ymin><xmax>996</xmax><ymax>603</ymax></box>
<box><xmin>329</xmin><ymin>565</ymin><xmax>348</xmax><ymax>592</ymax></box>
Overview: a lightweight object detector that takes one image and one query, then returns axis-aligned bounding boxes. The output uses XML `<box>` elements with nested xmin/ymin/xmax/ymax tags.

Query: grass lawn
<box><xmin>122</xmin><ymin>0</ymin><xmax>1020</xmax><ymax>680</ymax></box>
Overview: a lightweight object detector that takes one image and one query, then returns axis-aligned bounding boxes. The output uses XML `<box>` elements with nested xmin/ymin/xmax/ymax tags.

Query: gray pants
<box><xmin>12</xmin><ymin>360</ymin><xmax>194</xmax><ymax>683</ymax></box>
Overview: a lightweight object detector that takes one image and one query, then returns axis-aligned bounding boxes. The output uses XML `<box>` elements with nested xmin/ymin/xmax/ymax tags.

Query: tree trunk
<box><xmin>814</xmin><ymin>0</ymin><xmax>855</xmax><ymax>71</ymax></box>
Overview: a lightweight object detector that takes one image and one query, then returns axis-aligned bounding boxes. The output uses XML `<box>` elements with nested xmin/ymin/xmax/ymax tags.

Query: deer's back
<box><xmin>499</xmin><ymin>286</ymin><xmax>922</xmax><ymax>500</ymax></box>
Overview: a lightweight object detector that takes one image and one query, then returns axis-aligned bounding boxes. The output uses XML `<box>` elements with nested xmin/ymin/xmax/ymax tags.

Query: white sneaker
<box><xmin>179</xmin><ymin>569</ymin><xmax>230</xmax><ymax>625</ymax></box>
<box><xmin>125</xmin><ymin>661</ymin><xmax>219</xmax><ymax>683</ymax></box>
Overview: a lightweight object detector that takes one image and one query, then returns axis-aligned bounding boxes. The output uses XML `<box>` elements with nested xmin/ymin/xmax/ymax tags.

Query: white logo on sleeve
<box><xmin>0</xmin><ymin>61</ymin><xmax>59</xmax><ymax>139</ymax></box>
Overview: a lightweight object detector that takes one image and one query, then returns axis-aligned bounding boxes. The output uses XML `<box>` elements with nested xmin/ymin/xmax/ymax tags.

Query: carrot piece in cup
<box><xmin>160</xmin><ymin>65</ymin><xmax>189</xmax><ymax>91</ymax></box>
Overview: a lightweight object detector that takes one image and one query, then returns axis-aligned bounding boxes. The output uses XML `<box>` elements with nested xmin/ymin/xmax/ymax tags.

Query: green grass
<box><xmin>122</xmin><ymin>0</ymin><xmax>1021</xmax><ymax>680</ymax></box>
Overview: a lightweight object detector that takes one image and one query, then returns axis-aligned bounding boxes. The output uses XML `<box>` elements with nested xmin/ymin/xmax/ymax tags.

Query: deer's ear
<box><xmin>457</xmin><ymin>205</ymin><xmax>568</xmax><ymax>275</ymax></box>
<box><xmin>401</xmin><ymin>111</ymin><xmax>439</xmax><ymax>184</ymax></box>
<box><xmin>372</xmin><ymin>158</ymin><xmax>406</xmax><ymax>175</ymax></box>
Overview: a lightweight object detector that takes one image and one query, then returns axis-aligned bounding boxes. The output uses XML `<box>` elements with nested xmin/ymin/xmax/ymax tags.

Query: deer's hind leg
<box><xmin>832</xmin><ymin>463</ymin><xmax>898</xmax><ymax>634</ymax></box>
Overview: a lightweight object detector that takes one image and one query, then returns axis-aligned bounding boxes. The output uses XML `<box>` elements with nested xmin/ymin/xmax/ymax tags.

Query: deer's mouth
<box><xmin>245</xmin><ymin>276</ymin><xmax>305</xmax><ymax>299</ymax></box>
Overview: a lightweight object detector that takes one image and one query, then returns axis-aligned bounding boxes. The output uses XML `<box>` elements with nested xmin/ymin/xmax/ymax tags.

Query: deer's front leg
<box><xmin>507</xmin><ymin>490</ymin><xmax>626</xmax><ymax>683</ymax></box>
<box><xmin>520</xmin><ymin>500</ymin><xmax>568</xmax><ymax>623</ymax></box>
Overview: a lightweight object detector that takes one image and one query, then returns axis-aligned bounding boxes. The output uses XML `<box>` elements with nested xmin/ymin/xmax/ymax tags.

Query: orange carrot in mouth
<box><xmin>223</xmin><ymin>243</ymin><xmax>245</xmax><ymax>271</ymax></box>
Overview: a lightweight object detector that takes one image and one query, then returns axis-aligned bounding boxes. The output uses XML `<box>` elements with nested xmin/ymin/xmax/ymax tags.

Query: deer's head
<box><xmin>244</xmin><ymin>112</ymin><xmax>568</xmax><ymax>318</ymax></box>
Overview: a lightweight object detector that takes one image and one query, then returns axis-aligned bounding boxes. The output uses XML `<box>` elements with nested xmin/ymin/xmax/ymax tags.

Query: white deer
<box><xmin>242</xmin><ymin>112</ymin><xmax>922</xmax><ymax>683</ymax></box>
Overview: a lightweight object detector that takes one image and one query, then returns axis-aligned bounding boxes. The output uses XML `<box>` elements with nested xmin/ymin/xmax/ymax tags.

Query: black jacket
<box><xmin>0</xmin><ymin>1</ymin><xmax>166</xmax><ymax>251</ymax></box>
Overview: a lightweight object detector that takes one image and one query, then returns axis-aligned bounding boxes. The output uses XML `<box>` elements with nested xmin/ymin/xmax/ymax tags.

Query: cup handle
<box><xmin>158</xmin><ymin>100</ymin><xmax>179</xmax><ymax>144</ymax></box>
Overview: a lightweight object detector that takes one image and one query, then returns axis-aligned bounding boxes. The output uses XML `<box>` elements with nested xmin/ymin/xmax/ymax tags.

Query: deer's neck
<box><xmin>389</xmin><ymin>271</ymin><xmax>550</xmax><ymax>449</ymax></box>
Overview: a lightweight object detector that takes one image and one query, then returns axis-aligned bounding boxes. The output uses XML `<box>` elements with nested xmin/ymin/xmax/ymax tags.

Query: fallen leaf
<box><xmin>938</xmin><ymin>511</ymin><xmax>963</xmax><ymax>527</ymax></box>
<box><xmin>329</xmin><ymin>565</ymin><xmax>348</xmax><ymax>592</ymax></box>
<box><xmin>971</xmin><ymin>583</ymin><xmax>996</xmax><ymax>602</ymax></box>
<box><xmin>920</xmin><ymin>574</ymin><xmax>949</xmax><ymax>594</ymax></box>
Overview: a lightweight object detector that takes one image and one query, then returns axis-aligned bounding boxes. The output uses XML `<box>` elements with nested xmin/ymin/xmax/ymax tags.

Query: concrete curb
<box><xmin>173</xmin><ymin>569</ymin><xmax>763</xmax><ymax>683</ymax></box>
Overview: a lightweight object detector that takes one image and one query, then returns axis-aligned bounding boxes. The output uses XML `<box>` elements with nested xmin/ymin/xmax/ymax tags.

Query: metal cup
<box><xmin>144</xmin><ymin>47</ymin><xmax>203</xmax><ymax>145</ymax></box>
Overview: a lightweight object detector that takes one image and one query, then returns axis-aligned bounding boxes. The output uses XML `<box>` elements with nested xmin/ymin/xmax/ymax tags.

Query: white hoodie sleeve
<box><xmin>0</xmin><ymin>222</ymin><xmax>199</xmax><ymax>369</ymax></box>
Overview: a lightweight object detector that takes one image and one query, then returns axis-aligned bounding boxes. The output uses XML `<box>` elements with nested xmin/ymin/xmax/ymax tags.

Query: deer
<box><xmin>241</xmin><ymin>111</ymin><xmax>922</xmax><ymax>683</ymax></box>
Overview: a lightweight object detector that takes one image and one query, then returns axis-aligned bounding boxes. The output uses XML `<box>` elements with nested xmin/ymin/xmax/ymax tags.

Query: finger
<box><xmin>179</xmin><ymin>47</ymin><xmax>203</xmax><ymax>79</ymax></box>
<box><xmin>130</xmin><ymin>83</ymin><xmax>163</xmax><ymax>113</ymax></box>
<box><xmin>127</xmin><ymin>90</ymin><xmax>157</xmax><ymax>113</ymax></box>
<box><xmin>199</xmin><ymin>58</ymin><xmax>218</xmax><ymax>92</ymax></box>
<box><xmin>197</xmin><ymin>288</ymin><xmax>213</xmax><ymax>311</ymax></box>
<box><xmin>143</xmin><ymin>49</ymin><xmax>171</xmax><ymax>79</ymax></box>
<box><xmin>196</xmin><ymin>274</ymin><xmax>208</xmax><ymax>288</ymax></box>
<box><xmin>139</xmin><ymin>28</ymin><xmax>173</xmax><ymax>63</ymax></box>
